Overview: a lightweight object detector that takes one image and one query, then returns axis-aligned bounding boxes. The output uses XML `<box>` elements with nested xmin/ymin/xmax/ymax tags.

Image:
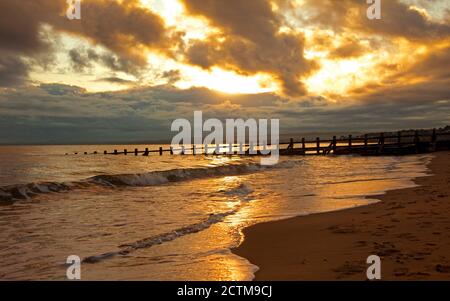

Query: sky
<box><xmin>0</xmin><ymin>0</ymin><xmax>449</xmax><ymax>144</ymax></box>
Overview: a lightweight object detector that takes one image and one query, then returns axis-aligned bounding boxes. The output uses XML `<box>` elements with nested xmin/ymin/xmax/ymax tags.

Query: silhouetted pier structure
<box><xmin>69</xmin><ymin>129</ymin><xmax>450</xmax><ymax>157</ymax></box>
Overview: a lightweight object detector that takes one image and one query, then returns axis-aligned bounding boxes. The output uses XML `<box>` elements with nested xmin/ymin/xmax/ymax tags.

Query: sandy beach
<box><xmin>234</xmin><ymin>151</ymin><xmax>450</xmax><ymax>280</ymax></box>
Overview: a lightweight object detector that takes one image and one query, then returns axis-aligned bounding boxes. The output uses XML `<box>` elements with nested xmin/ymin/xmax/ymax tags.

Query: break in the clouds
<box><xmin>0</xmin><ymin>0</ymin><xmax>449</xmax><ymax>143</ymax></box>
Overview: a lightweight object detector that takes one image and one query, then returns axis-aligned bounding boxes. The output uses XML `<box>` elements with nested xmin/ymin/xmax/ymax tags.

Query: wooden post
<box><xmin>159</xmin><ymin>147</ymin><xmax>163</xmax><ymax>156</ymax></box>
<box><xmin>379</xmin><ymin>133</ymin><xmax>385</xmax><ymax>154</ymax></box>
<box><xmin>124</xmin><ymin>149</ymin><xmax>128</xmax><ymax>155</ymax></box>
<box><xmin>181</xmin><ymin>146</ymin><xmax>185</xmax><ymax>155</ymax></box>
<box><xmin>432</xmin><ymin>128</ymin><xmax>437</xmax><ymax>143</ymax></box>
<box><xmin>288</xmin><ymin>138</ymin><xmax>294</xmax><ymax>152</ymax></box>
<box><xmin>114</xmin><ymin>149</ymin><xmax>118</xmax><ymax>155</ymax></box>
<box><xmin>302</xmin><ymin>138</ymin><xmax>306</xmax><ymax>153</ymax></box>
<box><xmin>104</xmin><ymin>150</ymin><xmax>107</xmax><ymax>155</ymax></box>
<box><xmin>431</xmin><ymin>128</ymin><xmax>437</xmax><ymax>152</ymax></box>
<box><xmin>170</xmin><ymin>147</ymin><xmax>174</xmax><ymax>155</ymax></box>
<box><xmin>143</xmin><ymin>148</ymin><xmax>149</xmax><ymax>156</ymax></box>
<box><xmin>316</xmin><ymin>137</ymin><xmax>320</xmax><ymax>155</ymax></box>
<box><xmin>84</xmin><ymin>152</ymin><xmax>88</xmax><ymax>155</ymax></box>
<box><xmin>414</xmin><ymin>130</ymin><xmax>420</xmax><ymax>153</ymax></box>
<box><xmin>135</xmin><ymin>148</ymin><xmax>138</xmax><ymax>156</ymax></box>
<box><xmin>94</xmin><ymin>151</ymin><xmax>98</xmax><ymax>155</ymax></box>
<box><xmin>348</xmin><ymin>135</ymin><xmax>352</xmax><ymax>148</ymax></box>
<box><xmin>192</xmin><ymin>145</ymin><xmax>196</xmax><ymax>155</ymax></box>
<box><xmin>332</xmin><ymin>136</ymin><xmax>337</xmax><ymax>153</ymax></box>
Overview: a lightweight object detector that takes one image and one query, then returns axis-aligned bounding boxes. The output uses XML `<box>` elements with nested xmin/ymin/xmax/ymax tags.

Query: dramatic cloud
<box><xmin>0</xmin><ymin>84</ymin><xmax>448</xmax><ymax>144</ymax></box>
<box><xmin>299</xmin><ymin>0</ymin><xmax>450</xmax><ymax>41</ymax></box>
<box><xmin>96</xmin><ymin>77</ymin><xmax>136</xmax><ymax>84</ymax></box>
<box><xmin>181</xmin><ymin>0</ymin><xmax>316</xmax><ymax>96</ymax></box>
<box><xmin>407</xmin><ymin>46</ymin><xmax>450</xmax><ymax>80</ymax></box>
<box><xmin>0</xmin><ymin>0</ymin><xmax>449</xmax><ymax>144</ymax></box>
<box><xmin>348</xmin><ymin>45</ymin><xmax>450</xmax><ymax>102</ymax></box>
<box><xmin>356</xmin><ymin>0</ymin><xmax>450</xmax><ymax>40</ymax></box>
<box><xmin>65</xmin><ymin>0</ymin><xmax>176</xmax><ymax>64</ymax></box>
<box><xmin>68</xmin><ymin>47</ymin><xmax>139</xmax><ymax>74</ymax></box>
<box><xmin>0</xmin><ymin>0</ymin><xmax>176</xmax><ymax>86</ymax></box>
<box><xmin>0</xmin><ymin>55</ymin><xmax>29</xmax><ymax>86</ymax></box>
<box><xmin>328</xmin><ymin>37</ymin><xmax>368</xmax><ymax>59</ymax></box>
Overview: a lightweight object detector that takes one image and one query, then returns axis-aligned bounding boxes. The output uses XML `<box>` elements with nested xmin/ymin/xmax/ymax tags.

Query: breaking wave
<box><xmin>82</xmin><ymin>180</ymin><xmax>255</xmax><ymax>263</ymax></box>
<box><xmin>83</xmin><ymin>209</ymin><xmax>239</xmax><ymax>263</ymax></box>
<box><xmin>0</xmin><ymin>160</ymin><xmax>298</xmax><ymax>203</ymax></box>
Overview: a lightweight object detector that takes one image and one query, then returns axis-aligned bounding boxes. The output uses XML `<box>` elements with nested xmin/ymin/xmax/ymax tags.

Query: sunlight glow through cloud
<box><xmin>175</xmin><ymin>67</ymin><xmax>278</xmax><ymax>95</ymax></box>
<box><xmin>20</xmin><ymin>0</ymin><xmax>450</xmax><ymax>99</ymax></box>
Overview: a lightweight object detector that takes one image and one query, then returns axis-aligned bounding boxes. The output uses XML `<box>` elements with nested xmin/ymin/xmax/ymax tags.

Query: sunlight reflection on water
<box><xmin>0</xmin><ymin>145</ymin><xmax>431</xmax><ymax>280</ymax></box>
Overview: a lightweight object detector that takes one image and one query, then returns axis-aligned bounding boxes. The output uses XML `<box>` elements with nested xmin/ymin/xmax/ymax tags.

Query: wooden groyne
<box><xmin>69</xmin><ymin>129</ymin><xmax>450</xmax><ymax>157</ymax></box>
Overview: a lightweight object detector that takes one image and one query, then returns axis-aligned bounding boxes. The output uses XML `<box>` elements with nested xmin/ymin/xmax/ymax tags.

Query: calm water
<box><xmin>0</xmin><ymin>145</ymin><xmax>431</xmax><ymax>280</ymax></box>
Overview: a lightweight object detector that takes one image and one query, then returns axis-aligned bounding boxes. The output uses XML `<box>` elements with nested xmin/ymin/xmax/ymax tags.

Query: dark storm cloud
<box><xmin>0</xmin><ymin>84</ymin><xmax>448</xmax><ymax>144</ymax></box>
<box><xmin>68</xmin><ymin>48</ymin><xmax>92</xmax><ymax>73</ymax></box>
<box><xmin>95</xmin><ymin>77</ymin><xmax>135</xmax><ymax>84</ymax></box>
<box><xmin>68</xmin><ymin>47</ymin><xmax>139</xmax><ymax>74</ymax></box>
<box><xmin>181</xmin><ymin>0</ymin><xmax>317</xmax><ymax>97</ymax></box>
<box><xmin>0</xmin><ymin>0</ymin><xmax>449</xmax><ymax>145</ymax></box>
<box><xmin>349</xmin><ymin>45</ymin><xmax>450</xmax><ymax>102</ymax></box>
<box><xmin>0</xmin><ymin>55</ymin><xmax>29</xmax><ymax>87</ymax></box>
<box><xmin>407</xmin><ymin>46</ymin><xmax>450</xmax><ymax>80</ymax></box>
<box><xmin>280</xmin><ymin>100</ymin><xmax>450</xmax><ymax>133</ymax></box>
<box><xmin>40</xmin><ymin>83</ymin><xmax>87</xmax><ymax>95</ymax></box>
<box><xmin>65</xmin><ymin>0</ymin><xmax>176</xmax><ymax>64</ymax></box>
<box><xmin>328</xmin><ymin>38</ymin><xmax>368</xmax><ymax>59</ymax></box>
<box><xmin>307</xmin><ymin>31</ymin><xmax>370</xmax><ymax>59</ymax></box>
<box><xmin>300</xmin><ymin>0</ymin><xmax>450</xmax><ymax>41</ymax></box>
<box><xmin>355</xmin><ymin>0</ymin><xmax>450</xmax><ymax>40</ymax></box>
<box><xmin>0</xmin><ymin>0</ymin><xmax>177</xmax><ymax>86</ymax></box>
<box><xmin>160</xmin><ymin>70</ymin><xmax>182</xmax><ymax>84</ymax></box>
<box><xmin>0</xmin><ymin>1</ymin><xmax>56</xmax><ymax>54</ymax></box>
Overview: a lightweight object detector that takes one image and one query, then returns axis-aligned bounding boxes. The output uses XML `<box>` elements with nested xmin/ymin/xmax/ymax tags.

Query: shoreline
<box><xmin>233</xmin><ymin>151</ymin><xmax>450</xmax><ymax>280</ymax></box>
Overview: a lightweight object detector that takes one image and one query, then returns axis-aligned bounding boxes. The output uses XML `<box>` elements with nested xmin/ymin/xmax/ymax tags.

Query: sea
<box><xmin>0</xmin><ymin>145</ymin><xmax>431</xmax><ymax>280</ymax></box>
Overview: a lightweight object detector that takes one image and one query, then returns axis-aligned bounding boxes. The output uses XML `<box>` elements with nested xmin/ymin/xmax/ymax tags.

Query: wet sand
<box><xmin>234</xmin><ymin>151</ymin><xmax>450</xmax><ymax>280</ymax></box>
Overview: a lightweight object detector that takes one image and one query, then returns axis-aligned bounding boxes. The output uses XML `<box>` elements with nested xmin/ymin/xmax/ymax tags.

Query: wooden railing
<box><xmin>70</xmin><ymin>129</ymin><xmax>450</xmax><ymax>156</ymax></box>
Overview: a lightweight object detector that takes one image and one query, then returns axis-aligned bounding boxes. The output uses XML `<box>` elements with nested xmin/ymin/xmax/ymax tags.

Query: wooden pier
<box><xmin>69</xmin><ymin>129</ymin><xmax>450</xmax><ymax>157</ymax></box>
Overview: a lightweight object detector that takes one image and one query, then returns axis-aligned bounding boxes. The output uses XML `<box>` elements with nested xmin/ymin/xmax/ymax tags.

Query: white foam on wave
<box><xmin>83</xmin><ymin>209</ymin><xmax>239</xmax><ymax>263</ymax></box>
<box><xmin>0</xmin><ymin>182</ymin><xmax>73</xmax><ymax>202</ymax></box>
<box><xmin>83</xmin><ymin>180</ymin><xmax>257</xmax><ymax>264</ymax></box>
<box><xmin>0</xmin><ymin>160</ymin><xmax>299</xmax><ymax>203</ymax></box>
<box><xmin>90</xmin><ymin>160</ymin><xmax>298</xmax><ymax>187</ymax></box>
